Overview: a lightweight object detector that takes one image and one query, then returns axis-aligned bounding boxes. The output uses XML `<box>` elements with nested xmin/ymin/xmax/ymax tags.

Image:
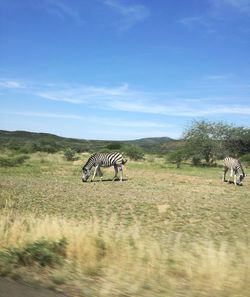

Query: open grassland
<box><xmin>0</xmin><ymin>152</ymin><xmax>250</xmax><ymax>297</ymax></box>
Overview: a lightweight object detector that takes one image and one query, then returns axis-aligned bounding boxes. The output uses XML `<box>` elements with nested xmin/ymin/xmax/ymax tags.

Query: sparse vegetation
<box><xmin>167</xmin><ymin>148</ymin><xmax>186</xmax><ymax>168</ymax></box>
<box><xmin>64</xmin><ymin>148</ymin><xmax>78</xmax><ymax>161</ymax></box>
<box><xmin>124</xmin><ymin>144</ymin><xmax>145</xmax><ymax>160</ymax></box>
<box><xmin>240</xmin><ymin>152</ymin><xmax>250</xmax><ymax>165</ymax></box>
<box><xmin>0</xmin><ymin>238</ymin><xmax>67</xmax><ymax>267</ymax></box>
<box><xmin>0</xmin><ymin>154</ymin><xmax>29</xmax><ymax>167</ymax></box>
<box><xmin>0</xmin><ymin>150</ymin><xmax>249</xmax><ymax>296</ymax></box>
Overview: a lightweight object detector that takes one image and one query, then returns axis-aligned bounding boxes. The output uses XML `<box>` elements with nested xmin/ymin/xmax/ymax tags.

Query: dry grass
<box><xmin>0</xmin><ymin>209</ymin><xmax>249</xmax><ymax>297</ymax></box>
<box><xmin>0</xmin><ymin>152</ymin><xmax>250</xmax><ymax>296</ymax></box>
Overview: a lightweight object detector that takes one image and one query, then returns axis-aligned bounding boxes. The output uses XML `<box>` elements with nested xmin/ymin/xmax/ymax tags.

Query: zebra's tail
<box><xmin>122</xmin><ymin>159</ymin><xmax>128</xmax><ymax>165</ymax></box>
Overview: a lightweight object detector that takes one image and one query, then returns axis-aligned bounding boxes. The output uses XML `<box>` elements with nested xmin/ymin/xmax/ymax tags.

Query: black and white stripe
<box><xmin>222</xmin><ymin>157</ymin><xmax>245</xmax><ymax>185</ymax></box>
<box><xmin>82</xmin><ymin>152</ymin><xmax>127</xmax><ymax>182</ymax></box>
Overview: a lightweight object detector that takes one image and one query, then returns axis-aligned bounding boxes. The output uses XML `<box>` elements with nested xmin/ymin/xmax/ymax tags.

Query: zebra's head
<box><xmin>82</xmin><ymin>167</ymin><xmax>90</xmax><ymax>182</ymax></box>
<box><xmin>237</xmin><ymin>173</ymin><xmax>245</xmax><ymax>185</ymax></box>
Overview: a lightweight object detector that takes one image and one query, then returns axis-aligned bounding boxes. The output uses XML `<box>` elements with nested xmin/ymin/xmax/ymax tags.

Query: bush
<box><xmin>167</xmin><ymin>149</ymin><xmax>186</xmax><ymax>168</ymax></box>
<box><xmin>95</xmin><ymin>237</ymin><xmax>107</xmax><ymax>260</ymax></box>
<box><xmin>240</xmin><ymin>153</ymin><xmax>250</xmax><ymax>166</ymax></box>
<box><xmin>0</xmin><ymin>155</ymin><xmax>29</xmax><ymax>167</ymax></box>
<box><xmin>64</xmin><ymin>148</ymin><xmax>78</xmax><ymax>161</ymax></box>
<box><xmin>124</xmin><ymin>145</ymin><xmax>144</xmax><ymax>161</ymax></box>
<box><xmin>0</xmin><ymin>238</ymin><xmax>67</xmax><ymax>267</ymax></box>
<box><xmin>192</xmin><ymin>156</ymin><xmax>201</xmax><ymax>166</ymax></box>
<box><xmin>106</xmin><ymin>143</ymin><xmax>122</xmax><ymax>150</ymax></box>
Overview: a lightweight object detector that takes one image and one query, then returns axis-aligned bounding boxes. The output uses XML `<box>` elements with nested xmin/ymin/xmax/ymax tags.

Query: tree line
<box><xmin>1</xmin><ymin>121</ymin><xmax>250</xmax><ymax>165</ymax></box>
<box><xmin>168</xmin><ymin>120</ymin><xmax>250</xmax><ymax>167</ymax></box>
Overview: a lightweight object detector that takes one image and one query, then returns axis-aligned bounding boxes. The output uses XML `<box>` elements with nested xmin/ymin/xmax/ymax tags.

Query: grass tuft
<box><xmin>0</xmin><ymin>238</ymin><xmax>67</xmax><ymax>267</ymax></box>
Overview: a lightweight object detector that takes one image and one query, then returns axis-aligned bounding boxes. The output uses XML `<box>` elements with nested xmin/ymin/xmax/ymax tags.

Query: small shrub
<box><xmin>167</xmin><ymin>149</ymin><xmax>186</xmax><ymax>168</ymax></box>
<box><xmin>147</xmin><ymin>155</ymin><xmax>155</xmax><ymax>163</ymax></box>
<box><xmin>240</xmin><ymin>153</ymin><xmax>250</xmax><ymax>165</ymax></box>
<box><xmin>95</xmin><ymin>237</ymin><xmax>107</xmax><ymax>260</ymax></box>
<box><xmin>64</xmin><ymin>148</ymin><xmax>78</xmax><ymax>161</ymax></box>
<box><xmin>125</xmin><ymin>145</ymin><xmax>144</xmax><ymax>161</ymax></box>
<box><xmin>106</xmin><ymin>143</ymin><xmax>122</xmax><ymax>150</ymax></box>
<box><xmin>192</xmin><ymin>156</ymin><xmax>201</xmax><ymax>166</ymax></box>
<box><xmin>0</xmin><ymin>155</ymin><xmax>29</xmax><ymax>167</ymax></box>
<box><xmin>0</xmin><ymin>238</ymin><xmax>67</xmax><ymax>267</ymax></box>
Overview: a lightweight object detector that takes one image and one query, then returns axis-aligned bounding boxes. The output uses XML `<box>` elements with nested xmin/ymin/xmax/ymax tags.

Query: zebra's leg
<box><xmin>97</xmin><ymin>167</ymin><xmax>103</xmax><ymax>181</ymax></box>
<box><xmin>228</xmin><ymin>167</ymin><xmax>234</xmax><ymax>184</ymax></box>
<box><xmin>91</xmin><ymin>165</ymin><xmax>100</xmax><ymax>181</ymax></box>
<box><xmin>222</xmin><ymin>167</ymin><xmax>227</xmax><ymax>183</ymax></box>
<box><xmin>234</xmin><ymin>171</ymin><xmax>237</xmax><ymax>186</ymax></box>
<box><xmin>118</xmin><ymin>164</ymin><xmax>123</xmax><ymax>181</ymax></box>
<box><xmin>112</xmin><ymin>164</ymin><xmax>118</xmax><ymax>181</ymax></box>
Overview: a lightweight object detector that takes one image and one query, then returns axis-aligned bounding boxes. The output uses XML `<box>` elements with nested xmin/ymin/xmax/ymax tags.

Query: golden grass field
<box><xmin>0</xmin><ymin>152</ymin><xmax>249</xmax><ymax>297</ymax></box>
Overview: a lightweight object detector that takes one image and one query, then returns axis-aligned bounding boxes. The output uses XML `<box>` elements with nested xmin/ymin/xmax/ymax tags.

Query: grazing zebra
<box><xmin>222</xmin><ymin>157</ymin><xmax>245</xmax><ymax>186</ymax></box>
<box><xmin>82</xmin><ymin>152</ymin><xmax>127</xmax><ymax>182</ymax></box>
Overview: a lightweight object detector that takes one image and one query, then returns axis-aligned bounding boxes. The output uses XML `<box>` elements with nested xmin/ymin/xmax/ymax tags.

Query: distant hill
<box><xmin>124</xmin><ymin>137</ymin><xmax>179</xmax><ymax>153</ymax></box>
<box><xmin>0</xmin><ymin>130</ymin><xmax>180</xmax><ymax>154</ymax></box>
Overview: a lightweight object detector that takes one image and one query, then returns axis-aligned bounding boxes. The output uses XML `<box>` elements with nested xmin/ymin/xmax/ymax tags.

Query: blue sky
<box><xmin>0</xmin><ymin>0</ymin><xmax>250</xmax><ymax>140</ymax></box>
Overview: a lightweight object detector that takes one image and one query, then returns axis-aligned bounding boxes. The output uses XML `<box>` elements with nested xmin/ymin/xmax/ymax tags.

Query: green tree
<box><xmin>106</xmin><ymin>143</ymin><xmax>122</xmax><ymax>151</ymax></box>
<box><xmin>182</xmin><ymin>120</ymin><xmax>250</xmax><ymax>165</ymax></box>
<box><xmin>183</xmin><ymin>120</ymin><xmax>219</xmax><ymax>164</ymax></box>
<box><xmin>125</xmin><ymin>145</ymin><xmax>144</xmax><ymax>161</ymax></box>
<box><xmin>223</xmin><ymin>127</ymin><xmax>250</xmax><ymax>157</ymax></box>
<box><xmin>167</xmin><ymin>149</ymin><xmax>186</xmax><ymax>168</ymax></box>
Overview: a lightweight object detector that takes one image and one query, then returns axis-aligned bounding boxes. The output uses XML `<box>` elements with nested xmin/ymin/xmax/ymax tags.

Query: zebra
<box><xmin>82</xmin><ymin>152</ymin><xmax>127</xmax><ymax>182</ymax></box>
<box><xmin>222</xmin><ymin>157</ymin><xmax>245</xmax><ymax>186</ymax></box>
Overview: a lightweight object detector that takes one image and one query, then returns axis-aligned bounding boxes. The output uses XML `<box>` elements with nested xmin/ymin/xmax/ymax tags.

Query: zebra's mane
<box><xmin>83</xmin><ymin>154</ymin><xmax>97</xmax><ymax>170</ymax></box>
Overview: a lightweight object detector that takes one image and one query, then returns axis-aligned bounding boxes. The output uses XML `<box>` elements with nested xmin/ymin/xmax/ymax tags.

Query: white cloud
<box><xmin>109</xmin><ymin>99</ymin><xmax>250</xmax><ymax>116</ymax></box>
<box><xmin>25</xmin><ymin>0</ymin><xmax>85</xmax><ymax>25</ymax></box>
<box><xmin>36</xmin><ymin>90</ymin><xmax>83</xmax><ymax>104</ymax></box>
<box><xmin>103</xmin><ymin>0</ymin><xmax>150</xmax><ymax>30</ymax></box>
<box><xmin>0</xmin><ymin>111</ymin><xmax>83</xmax><ymax>120</ymax></box>
<box><xmin>179</xmin><ymin>15</ymin><xmax>210</xmax><ymax>29</ymax></box>
<box><xmin>179</xmin><ymin>0</ymin><xmax>250</xmax><ymax>35</ymax></box>
<box><xmin>2</xmin><ymin>78</ymin><xmax>250</xmax><ymax>118</ymax></box>
<box><xmin>36</xmin><ymin>83</ymin><xmax>130</xmax><ymax>104</ymax></box>
<box><xmin>210</xmin><ymin>0</ymin><xmax>250</xmax><ymax>14</ymax></box>
<box><xmin>0</xmin><ymin>80</ymin><xmax>26</xmax><ymax>89</ymax></box>
<box><xmin>204</xmin><ymin>106</ymin><xmax>250</xmax><ymax>115</ymax></box>
<box><xmin>0</xmin><ymin>110</ymin><xmax>169</xmax><ymax>130</ymax></box>
<box><xmin>203</xmin><ymin>74</ymin><xmax>231</xmax><ymax>81</ymax></box>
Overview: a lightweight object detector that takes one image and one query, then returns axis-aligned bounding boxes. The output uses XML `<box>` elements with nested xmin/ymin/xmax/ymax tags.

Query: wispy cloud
<box><xmin>31</xmin><ymin>0</ymin><xmax>85</xmax><ymax>25</ymax></box>
<box><xmin>179</xmin><ymin>0</ymin><xmax>250</xmax><ymax>34</ymax></box>
<box><xmin>109</xmin><ymin>100</ymin><xmax>250</xmax><ymax>116</ymax></box>
<box><xmin>36</xmin><ymin>83</ymin><xmax>130</xmax><ymax>104</ymax></box>
<box><xmin>1</xmin><ymin>78</ymin><xmax>250</xmax><ymax>117</ymax></box>
<box><xmin>203</xmin><ymin>74</ymin><xmax>230</xmax><ymax>81</ymax></box>
<box><xmin>202</xmin><ymin>73</ymin><xmax>235</xmax><ymax>82</ymax></box>
<box><xmin>103</xmin><ymin>0</ymin><xmax>150</xmax><ymax>30</ymax></box>
<box><xmin>178</xmin><ymin>15</ymin><xmax>214</xmax><ymax>33</ymax></box>
<box><xmin>0</xmin><ymin>110</ymin><xmax>168</xmax><ymax>129</ymax></box>
<box><xmin>0</xmin><ymin>79</ymin><xmax>26</xmax><ymax>89</ymax></box>
<box><xmin>1</xmin><ymin>111</ymin><xmax>83</xmax><ymax>120</ymax></box>
<box><xmin>209</xmin><ymin>0</ymin><xmax>250</xmax><ymax>14</ymax></box>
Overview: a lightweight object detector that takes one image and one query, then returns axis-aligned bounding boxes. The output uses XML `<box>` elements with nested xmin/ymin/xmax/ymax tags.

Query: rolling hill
<box><xmin>0</xmin><ymin>130</ymin><xmax>180</xmax><ymax>154</ymax></box>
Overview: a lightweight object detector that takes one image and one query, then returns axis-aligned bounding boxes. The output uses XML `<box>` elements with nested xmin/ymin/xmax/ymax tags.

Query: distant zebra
<box><xmin>222</xmin><ymin>157</ymin><xmax>245</xmax><ymax>186</ymax></box>
<box><xmin>82</xmin><ymin>152</ymin><xmax>127</xmax><ymax>182</ymax></box>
